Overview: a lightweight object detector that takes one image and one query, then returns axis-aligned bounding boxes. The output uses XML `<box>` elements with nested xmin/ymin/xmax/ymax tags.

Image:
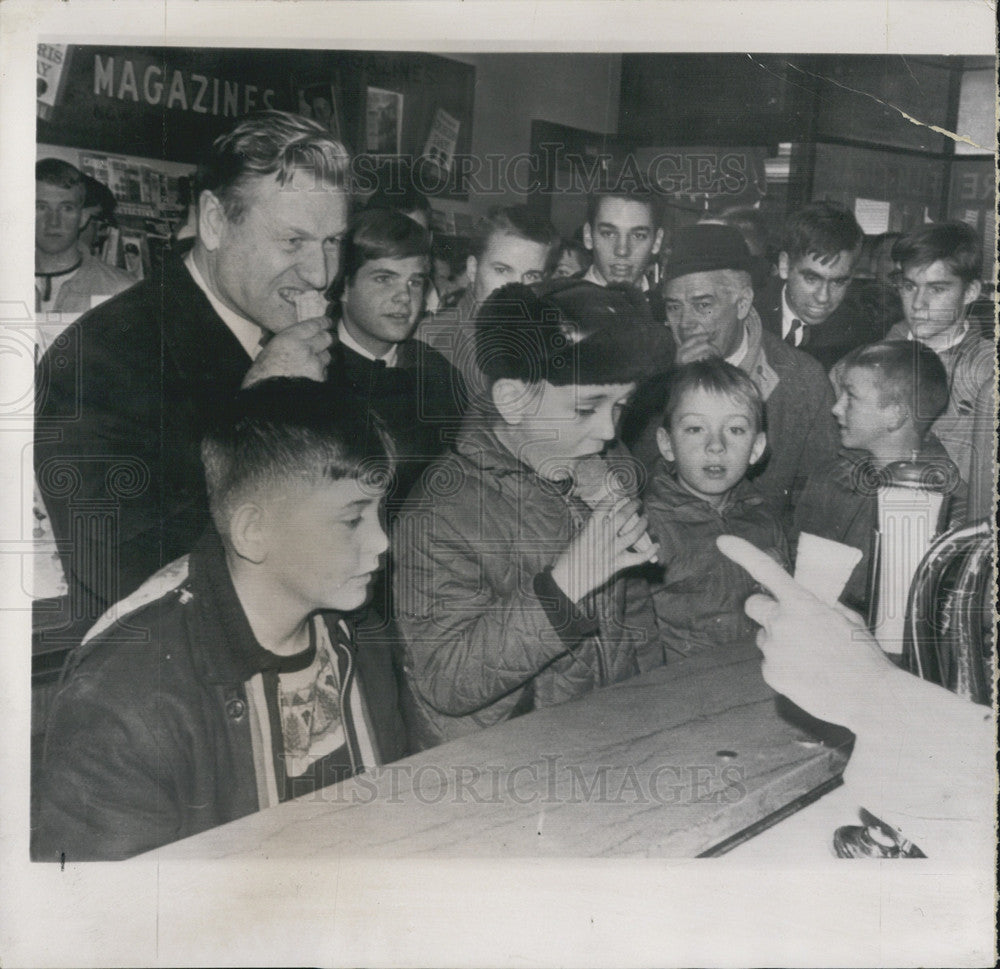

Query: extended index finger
<box><xmin>716</xmin><ymin>534</ymin><xmax>803</xmax><ymax>603</ymax></box>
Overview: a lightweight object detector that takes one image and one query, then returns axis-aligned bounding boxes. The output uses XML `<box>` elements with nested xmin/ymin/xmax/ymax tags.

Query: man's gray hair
<box><xmin>202</xmin><ymin>109</ymin><xmax>350</xmax><ymax>222</ymax></box>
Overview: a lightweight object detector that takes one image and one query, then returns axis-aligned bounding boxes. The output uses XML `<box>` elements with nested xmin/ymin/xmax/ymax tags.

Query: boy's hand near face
<box><xmin>551</xmin><ymin>494</ymin><xmax>658</xmax><ymax>603</ymax></box>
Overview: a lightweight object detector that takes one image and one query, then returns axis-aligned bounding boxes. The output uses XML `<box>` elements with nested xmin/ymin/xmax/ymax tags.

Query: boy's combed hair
<box><xmin>585</xmin><ymin>184</ymin><xmax>662</xmax><ymax>229</ymax></box>
<box><xmin>201</xmin><ymin>378</ymin><xmax>393</xmax><ymax>537</ymax></box>
<box><xmin>471</xmin><ymin>205</ymin><xmax>560</xmax><ymax>263</ymax></box>
<box><xmin>839</xmin><ymin>340</ymin><xmax>950</xmax><ymax>438</ymax></box>
<box><xmin>337</xmin><ymin>208</ymin><xmax>432</xmax><ymax>289</ymax></box>
<box><xmin>779</xmin><ymin>200</ymin><xmax>863</xmax><ymax>263</ymax></box>
<box><xmin>661</xmin><ymin>358</ymin><xmax>765</xmax><ymax>434</ymax></box>
<box><xmin>475</xmin><ymin>281</ymin><xmax>672</xmax><ymax>389</ymax></box>
<box><xmin>890</xmin><ymin>221</ymin><xmax>983</xmax><ymax>284</ymax></box>
<box><xmin>36</xmin><ymin>157</ymin><xmax>85</xmax><ymax>193</ymax></box>
<box><xmin>202</xmin><ymin>109</ymin><xmax>350</xmax><ymax>223</ymax></box>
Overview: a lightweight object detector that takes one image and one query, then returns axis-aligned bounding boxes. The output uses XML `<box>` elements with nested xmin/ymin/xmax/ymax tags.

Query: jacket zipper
<box><xmin>329</xmin><ymin>618</ymin><xmax>360</xmax><ymax>777</ymax></box>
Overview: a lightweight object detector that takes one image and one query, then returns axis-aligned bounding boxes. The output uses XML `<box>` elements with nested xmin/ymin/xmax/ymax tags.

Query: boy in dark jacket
<box><xmin>794</xmin><ymin>340</ymin><xmax>960</xmax><ymax>617</ymax></box>
<box><xmin>636</xmin><ymin>358</ymin><xmax>788</xmax><ymax>657</ymax></box>
<box><xmin>34</xmin><ymin>380</ymin><xmax>406</xmax><ymax>861</ymax></box>
<box><xmin>393</xmin><ymin>280</ymin><xmax>673</xmax><ymax>749</ymax></box>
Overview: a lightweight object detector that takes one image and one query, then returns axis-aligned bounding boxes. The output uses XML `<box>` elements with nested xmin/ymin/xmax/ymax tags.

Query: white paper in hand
<box><xmin>793</xmin><ymin>532</ymin><xmax>863</xmax><ymax>605</ymax></box>
<box><xmin>573</xmin><ymin>455</ymin><xmax>656</xmax><ymax>560</ymax></box>
<box><xmin>293</xmin><ymin>290</ymin><xmax>329</xmax><ymax>322</ymax></box>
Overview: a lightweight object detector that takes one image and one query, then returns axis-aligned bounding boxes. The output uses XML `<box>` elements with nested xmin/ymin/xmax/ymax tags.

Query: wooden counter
<box><xmin>148</xmin><ymin>644</ymin><xmax>852</xmax><ymax>860</ymax></box>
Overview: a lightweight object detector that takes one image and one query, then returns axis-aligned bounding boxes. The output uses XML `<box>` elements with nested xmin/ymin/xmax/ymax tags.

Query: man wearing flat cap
<box><xmin>623</xmin><ymin>223</ymin><xmax>839</xmax><ymax>522</ymax></box>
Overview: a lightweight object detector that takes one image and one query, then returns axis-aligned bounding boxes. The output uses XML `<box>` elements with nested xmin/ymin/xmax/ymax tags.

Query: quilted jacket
<box><xmin>392</xmin><ymin>427</ymin><xmax>661</xmax><ymax>750</ymax></box>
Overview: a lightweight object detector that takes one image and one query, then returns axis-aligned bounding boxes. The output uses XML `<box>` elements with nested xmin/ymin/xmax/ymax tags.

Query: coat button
<box><xmin>225</xmin><ymin>698</ymin><xmax>246</xmax><ymax>720</ymax></box>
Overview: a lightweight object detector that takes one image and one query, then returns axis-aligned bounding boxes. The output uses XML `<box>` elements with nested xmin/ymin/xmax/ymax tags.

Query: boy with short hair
<box><xmin>754</xmin><ymin>201</ymin><xmax>879</xmax><ymax>370</ymax></box>
<box><xmin>635</xmin><ymin>358</ymin><xmax>788</xmax><ymax>657</ymax></box>
<box><xmin>35</xmin><ymin>157</ymin><xmax>136</xmax><ymax>316</ymax></box>
<box><xmin>796</xmin><ymin>340</ymin><xmax>960</xmax><ymax>615</ymax></box>
<box><xmin>34</xmin><ymin>379</ymin><xmax>406</xmax><ymax>860</ymax></box>
<box><xmin>583</xmin><ymin>186</ymin><xmax>664</xmax><ymax>291</ymax></box>
<box><xmin>328</xmin><ymin>207</ymin><xmax>466</xmax><ymax>504</ymax></box>
<box><xmin>884</xmin><ymin>221</ymin><xmax>993</xmax><ymax>520</ymax></box>
<box><xmin>417</xmin><ymin>206</ymin><xmax>559</xmax><ymax>407</ymax></box>
<box><xmin>393</xmin><ymin>281</ymin><xmax>673</xmax><ymax>750</ymax></box>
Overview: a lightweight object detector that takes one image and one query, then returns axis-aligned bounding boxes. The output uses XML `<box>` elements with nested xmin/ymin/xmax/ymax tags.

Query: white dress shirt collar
<box><xmin>780</xmin><ymin>286</ymin><xmax>805</xmax><ymax>346</ymax></box>
<box><xmin>337</xmin><ymin>319</ymin><xmax>398</xmax><ymax>368</ymax></box>
<box><xmin>184</xmin><ymin>252</ymin><xmax>265</xmax><ymax>360</ymax></box>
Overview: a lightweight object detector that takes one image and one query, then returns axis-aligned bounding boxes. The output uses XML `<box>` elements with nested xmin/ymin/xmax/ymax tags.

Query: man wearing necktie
<box><xmin>755</xmin><ymin>201</ymin><xmax>876</xmax><ymax>370</ymax></box>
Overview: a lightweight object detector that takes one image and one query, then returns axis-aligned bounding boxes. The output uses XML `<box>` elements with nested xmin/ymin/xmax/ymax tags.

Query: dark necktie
<box><xmin>787</xmin><ymin>318</ymin><xmax>804</xmax><ymax>347</ymax></box>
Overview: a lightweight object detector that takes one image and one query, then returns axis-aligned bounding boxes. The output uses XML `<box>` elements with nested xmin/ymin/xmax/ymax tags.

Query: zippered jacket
<box><xmin>33</xmin><ymin>528</ymin><xmax>406</xmax><ymax>861</ymax></box>
<box><xmin>636</xmin><ymin>463</ymin><xmax>789</xmax><ymax>657</ymax></box>
<box><xmin>392</xmin><ymin>427</ymin><xmax>661</xmax><ymax>751</ymax></box>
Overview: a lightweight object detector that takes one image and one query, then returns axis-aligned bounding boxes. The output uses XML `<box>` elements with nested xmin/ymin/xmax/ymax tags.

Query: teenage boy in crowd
<box><xmin>882</xmin><ymin>221</ymin><xmax>994</xmax><ymax>521</ymax></box>
<box><xmin>328</xmin><ymin>207</ymin><xmax>467</xmax><ymax>504</ymax></box>
<box><xmin>755</xmin><ymin>201</ymin><xmax>875</xmax><ymax>370</ymax></box>
<box><xmin>582</xmin><ymin>186</ymin><xmax>665</xmax><ymax>315</ymax></box>
<box><xmin>361</xmin><ymin>159</ymin><xmax>444</xmax><ymax>312</ymax></box>
<box><xmin>33</xmin><ymin>380</ymin><xmax>407</xmax><ymax>861</ymax></box>
<box><xmin>393</xmin><ymin>282</ymin><xmax>673</xmax><ymax>750</ymax></box>
<box><xmin>633</xmin><ymin>358</ymin><xmax>788</xmax><ymax>658</ymax></box>
<box><xmin>796</xmin><ymin>341</ymin><xmax>959</xmax><ymax>617</ymax></box>
<box><xmin>35</xmin><ymin>158</ymin><xmax>136</xmax><ymax>316</ymax></box>
<box><xmin>418</xmin><ymin>205</ymin><xmax>559</xmax><ymax>408</ymax></box>
<box><xmin>35</xmin><ymin>111</ymin><xmax>349</xmax><ymax>626</ymax></box>
<box><xmin>623</xmin><ymin>223</ymin><xmax>840</xmax><ymax>523</ymax></box>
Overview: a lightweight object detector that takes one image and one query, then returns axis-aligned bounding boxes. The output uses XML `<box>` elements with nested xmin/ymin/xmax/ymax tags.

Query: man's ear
<box><xmin>465</xmin><ymin>255</ymin><xmax>478</xmax><ymax>287</ymax></box>
<box><xmin>749</xmin><ymin>431</ymin><xmax>767</xmax><ymax>466</ymax></box>
<box><xmin>79</xmin><ymin>206</ymin><xmax>97</xmax><ymax>232</ymax></box>
<box><xmin>228</xmin><ymin>501</ymin><xmax>268</xmax><ymax>565</ymax></box>
<box><xmin>198</xmin><ymin>190</ymin><xmax>227</xmax><ymax>252</ymax></box>
<box><xmin>651</xmin><ymin>227</ymin><xmax>664</xmax><ymax>256</ymax></box>
<box><xmin>491</xmin><ymin>378</ymin><xmax>536</xmax><ymax>425</ymax></box>
<box><xmin>735</xmin><ymin>284</ymin><xmax>755</xmax><ymax>321</ymax></box>
<box><xmin>777</xmin><ymin>251</ymin><xmax>790</xmax><ymax>281</ymax></box>
<box><xmin>582</xmin><ymin>222</ymin><xmax>594</xmax><ymax>252</ymax></box>
<box><xmin>655</xmin><ymin>425</ymin><xmax>675</xmax><ymax>463</ymax></box>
